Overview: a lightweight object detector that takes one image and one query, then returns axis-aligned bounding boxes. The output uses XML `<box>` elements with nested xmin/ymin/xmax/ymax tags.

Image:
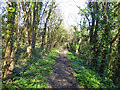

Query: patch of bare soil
<box><xmin>47</xmin><ymin>49</ymin><xmax>83</xmax><ymax>88</ymax></box>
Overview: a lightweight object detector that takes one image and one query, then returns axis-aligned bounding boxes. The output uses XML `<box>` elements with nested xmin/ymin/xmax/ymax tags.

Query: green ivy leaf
<box><xmin>8</xmin><ymin>7</ymin><xmax>15</xmax><ymax>12</ymax></box>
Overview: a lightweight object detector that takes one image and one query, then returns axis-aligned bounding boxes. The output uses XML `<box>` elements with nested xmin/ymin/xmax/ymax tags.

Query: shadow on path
<box><xmin>47</xmin><ymin>49</ymin><xmax>83</xmax><ymax>88</ymax></box>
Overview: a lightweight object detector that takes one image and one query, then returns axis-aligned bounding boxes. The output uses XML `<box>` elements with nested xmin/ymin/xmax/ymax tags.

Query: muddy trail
<box><xmin>47</xmin><ymin>49</ymin><xmax>83</xmax><ymax>88</ymax></box>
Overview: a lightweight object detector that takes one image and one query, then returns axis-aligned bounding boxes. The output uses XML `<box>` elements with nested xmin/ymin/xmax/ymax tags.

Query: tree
<box><xmin>3</xmin><ymin>1</ymin><xmax>17</xmax><ymax>78</ymax></box>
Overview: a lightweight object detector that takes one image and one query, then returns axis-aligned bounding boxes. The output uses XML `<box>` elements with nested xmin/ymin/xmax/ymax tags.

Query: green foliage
<box><xmin>8</xmin><ymin>7</ymin><xmax>16</xmax><ymax>12</ymax></box>
<box><xmin>20</xmin><ymin>52</ymin><xmax>27</xmax><ymax>57</ymax></box>
<box><xmin>2</xmin><ymin>48</ymin><xmax>59</xmax><ymax>88</ymax></box>
<box><xmin>73</xmin><ymin>31</ymin><xmax>81</xmax><ymax>35</ymax></box>
<box><xmin>67</xmin><ymin>50</ymin><xmax>116</xmax><ymax>88</ymax></box>
<box><xmin>2</xmin><ymin>0</ymin><xmax>120</xmax><ymax>88</ymax></box>
<box><xmin>67</xmin><ymin>1</ymin><xmax>120</xmax><ymax>87</ymax></box>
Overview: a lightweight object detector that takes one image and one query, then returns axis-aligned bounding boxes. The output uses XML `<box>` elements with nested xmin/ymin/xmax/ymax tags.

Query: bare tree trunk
<box><xmin>31</xmin><ymin>2</ymin><xmax>38</xmax><ymax>51</ymax></box>
<box><xmin>41</xmin><ymin>1</ymin><xmax>55</xmax><ymax>50</ymax></box>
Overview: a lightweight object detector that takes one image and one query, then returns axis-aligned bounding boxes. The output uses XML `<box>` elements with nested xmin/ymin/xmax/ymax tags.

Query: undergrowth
<box><xmin>67</xmin><ymin>50</ymin><xmax>117</xmax><ymax>88</ymax></box>
<box><xmin>2</xmin><ymin>48</ymin><xmax>59</xmax><ymax>89</ymax></box>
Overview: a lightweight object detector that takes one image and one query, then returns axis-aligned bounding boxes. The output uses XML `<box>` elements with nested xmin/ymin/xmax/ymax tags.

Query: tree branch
<box><xmin>110</xmin><ymin>28</ymin><xmax>120</xmax><ymax>45</ymax></box>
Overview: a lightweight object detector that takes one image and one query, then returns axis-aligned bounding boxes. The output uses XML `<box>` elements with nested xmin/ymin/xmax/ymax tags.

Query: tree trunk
<box><xmin>100</xmin><ymin>2</ymin><xmax>110</xmax><ymax>76</ymax></box>
<box><xmin>89</xmin><ymin>2</ymin><xmax>95</xmax><ymax>45</ymax></box>
<box><xmin>3</xmin><ymin>2</ymin><xmax>16</xmax><ymax>78</ymax></box>
<box><xmin>31</xmin><ymin>2</ymin><xmax>38</xmax><ymax>51</ymax></box>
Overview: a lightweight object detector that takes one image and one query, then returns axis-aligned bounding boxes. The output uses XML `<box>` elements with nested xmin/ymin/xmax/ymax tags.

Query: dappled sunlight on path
<box><xmin>47</xmin><ymin>49</ymin><xmax>83</xmax><ymax>88</ymax></box>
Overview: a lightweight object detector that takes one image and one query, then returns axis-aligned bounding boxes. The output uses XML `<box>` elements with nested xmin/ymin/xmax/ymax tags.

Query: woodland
<box><xmin>0</xmin><ymin>0</ymin><xmax>120</xmax><ymax>88</ymax></box>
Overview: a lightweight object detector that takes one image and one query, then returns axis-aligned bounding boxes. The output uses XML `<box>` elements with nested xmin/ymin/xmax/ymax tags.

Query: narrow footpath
<box><xmin>47</xmin><ymin>49</ymin><xmax>83</xmax><ymax>88</ymax></box>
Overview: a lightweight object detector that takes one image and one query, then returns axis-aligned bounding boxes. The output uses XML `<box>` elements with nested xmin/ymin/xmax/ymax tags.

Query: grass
<box><xmin>66</xmin><ymin>50</ymin><xmax>116</xmax><ymax>88</ymax></box>
<box><xmin>2</xmin><ymin>47</ymin><xmax>59</xmax><ymax>89</ymax></box>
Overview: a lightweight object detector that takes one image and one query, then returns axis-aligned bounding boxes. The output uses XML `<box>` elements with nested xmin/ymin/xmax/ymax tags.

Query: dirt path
<box><xmin>47</xmin><ymin>49</ymin><xmax>83</xmax><ymax>88</ymax></box>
